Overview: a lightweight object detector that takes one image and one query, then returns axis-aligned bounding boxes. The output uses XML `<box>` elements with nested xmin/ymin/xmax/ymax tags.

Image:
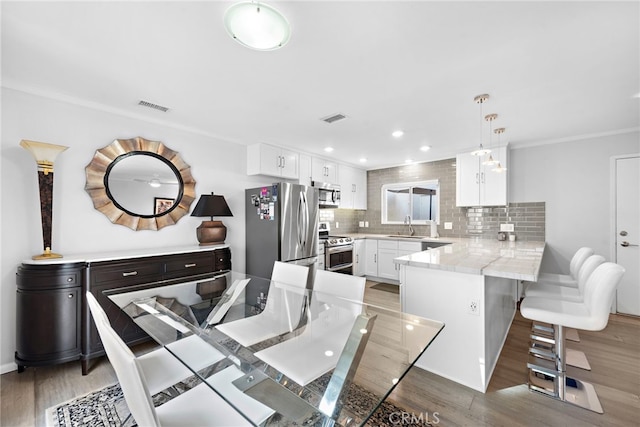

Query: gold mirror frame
<box><xmin>85</xmin><ymin>137</ymin><xmax>196</xmax><ymax>231</ymax></box>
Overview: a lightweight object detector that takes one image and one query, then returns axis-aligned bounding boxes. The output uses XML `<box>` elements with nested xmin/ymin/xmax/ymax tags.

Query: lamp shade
<box><xmin>191</xmin><ymin>194</ymin><xmax>233</xmax><ymax>219</ymax></box>
<box><xmin>191</xmin><ymin>194</ymin><xmax>233</xmax><ymax>246</ymax></box>
<box><xmin>20</xmin><ymin>140</ymin><xmax>68</xmax><ymax>172</ymax></box>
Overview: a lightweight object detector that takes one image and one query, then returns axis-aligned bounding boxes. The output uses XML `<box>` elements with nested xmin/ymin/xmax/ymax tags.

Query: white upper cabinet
<box><xmin>298</xmin><ymin>153</ymin><xmax>312</xmax><ymax>186</ymax></box>
<box><xmin>311</xmin><ymin>157</ymin><xmax>338</xmax><ymax>184</ymax></box>
<box><xmin>456</xmin><ymin>145</ymin><xmax>508</xmax><ymax>207</ymax></box>
<box><xmin>247</xmin><ymin>143</ymin><xmax>299</xmax><ymax>179</ymax></box>
<box><xmin>338</xmin><ymin>164</ymin><xmax>367</xmax><ymax>210</ymax></box>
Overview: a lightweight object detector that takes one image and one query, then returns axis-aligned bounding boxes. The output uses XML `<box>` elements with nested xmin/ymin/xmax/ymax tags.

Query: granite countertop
<box><xmin>22</xmin><ymin>244</ymin><xmax>229</xmax><ymax>265</ymax></box>
<box><xmin>338</xmin><ymin>233</ymin><xmax>545</xmax><ymax>280</ymax></box>
<box><xmin>393</xmin><ymin>238</ymin><xmax>545</xmax><ymax>282</ymax></box>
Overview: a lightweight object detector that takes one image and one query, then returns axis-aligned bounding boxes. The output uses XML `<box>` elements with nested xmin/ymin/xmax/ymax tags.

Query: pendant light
<box><xmin>471</xmin><ymin>94</ymin><xmax>491</xmax><ymax>156</ymax></box>
<box><xmin>492</xmin><ymin>127</ymin><xmax>507</xmax><ymax>173</ymax></box>
<box><xmin>224</xmin><ymin>1</ymin><xmax>291</xmax><ymax>51</ymax></box>
<box><xmin>482</xmin><ymin>113</ymin><xmax>499</xmax><ymax>166</ymax></box>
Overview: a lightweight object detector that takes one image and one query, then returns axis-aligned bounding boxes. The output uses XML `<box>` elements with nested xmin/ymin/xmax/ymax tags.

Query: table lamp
<box><xmin>190</xmin><ymin>192</ymin><xmax>233</xmax><ymax>245</ymax></box>
<box><xmin>20</xmin><ymin>140</ymin><xmax>69</xmax><ymax>259</ymax></box>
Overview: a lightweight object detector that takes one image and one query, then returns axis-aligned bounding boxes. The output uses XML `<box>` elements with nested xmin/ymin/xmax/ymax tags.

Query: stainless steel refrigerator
<box><xmin>245</xmin><ymin>183</ymin><xmax>319</xmax><ymax>287</ymax></box>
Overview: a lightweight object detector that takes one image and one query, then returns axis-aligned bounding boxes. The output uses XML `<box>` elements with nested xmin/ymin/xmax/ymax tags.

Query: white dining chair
<box><xmin>215</xmin><ymin>261</ymin><xmax>310</xmax><ymax>347</ymax></box>
<box><xmin>88</xmin><ymin>294</ymin><xmax>253</xmax><ymax>426</ymax></box>
<box><xmin>254</xmin><ymin>270</ymin><xmax>366</xmax><ymax>386</ymax></box>
<box><xmin>86</xmin><ymin>292</ymin><xmax>226</xmax><ymax>396</ymax></box>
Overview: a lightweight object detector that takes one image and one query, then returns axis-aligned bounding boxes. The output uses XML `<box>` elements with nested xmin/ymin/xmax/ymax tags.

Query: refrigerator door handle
<box><xmin>300</xmin><ymin>190</ymin><xmax>308</xmax><ymax>251</ymax></box>
<box><xmin>297</xmin><ymin>194</ymin><xmax>304</xmax><ymax>249</ymax></box>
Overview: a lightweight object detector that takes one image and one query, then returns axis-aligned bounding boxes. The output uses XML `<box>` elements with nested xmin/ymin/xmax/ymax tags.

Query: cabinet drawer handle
<box><xmin>67</xmin><ymin>277</ymin><xmax>73</xmax><ymax>282</ymax></box>
<box><xmin>185</xmin><ymin>263</ymin><xmax>197</xmax><ymax>268</ymax></box>
<box><xmin>68</xmin><ymin>294</ymin><xmax>74</xmax><ymax>298</ymax></box>
<box><xmin>122</xmin><ymin>271</ymin><xmax>138</xmax><ymax>277</ymax></box>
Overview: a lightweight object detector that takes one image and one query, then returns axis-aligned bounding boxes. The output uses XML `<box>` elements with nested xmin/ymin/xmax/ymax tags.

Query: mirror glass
<box><xmin>106</xmin><ymin>153</ymin><xmax>181</xmax><ymax>217</ymax></box>
<box><xmin>85</xmin><ymin>137</ymin><xmax>196</xmax><ymax>231</ymax></box>
<box><xmin>381</xmin><ymin>180</ymin><xmax>440</xmax><ymax>224</ymax></box>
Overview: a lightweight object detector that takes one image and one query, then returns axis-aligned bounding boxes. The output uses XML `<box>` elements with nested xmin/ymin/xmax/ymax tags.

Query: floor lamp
<box><xmin>20</xmin><ymin>140</ymin><xmax>69</xmax><ymax>260</ymax></box>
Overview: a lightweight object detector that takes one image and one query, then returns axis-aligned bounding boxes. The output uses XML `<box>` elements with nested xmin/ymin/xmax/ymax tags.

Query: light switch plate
<box><xmin>359</xmin><ymin>221</ymin><xmax>365</xmax><ymax>227</ymax></box>
<box><xmin>365</xmin><ymin>221</ymin><xmax>369</xmax><ymax>227</ymax></box>
<box><xmin>500</xmin><ymin>223</ymin><xmax>514</xmax><ymax>232</ymax></box>
<box><xmin>444</xmin><ymin>222</ymin><xmax>453</xmax><ymax>230</ymax></box>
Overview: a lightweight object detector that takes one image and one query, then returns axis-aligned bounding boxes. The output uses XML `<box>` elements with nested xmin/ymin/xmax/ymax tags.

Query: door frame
<box><xmin>609</xmin><ymin>153</ymin><xmax>640</xmax><ymax>313</ymax></box>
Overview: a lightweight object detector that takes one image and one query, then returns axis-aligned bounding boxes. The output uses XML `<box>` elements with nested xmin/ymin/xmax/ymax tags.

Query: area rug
<box><xmin>46</xmin><ymin>379</ymin><xmax>429</xmax><ymax>427</ymax></box>
<box><xmin>369</xmin><ymin>283</ymin><xmax>400</xmax><ymax>294</ymax></box>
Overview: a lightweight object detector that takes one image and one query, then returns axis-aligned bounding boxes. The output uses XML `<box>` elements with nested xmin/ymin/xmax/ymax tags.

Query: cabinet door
<box><xmin>247</xmin><ymin>144</ymin><xmax>299</xmax><ymax>179</ymax></box>
<box><xmin>364</xmin><ymin>239</ymin><xmax>378</xmax><ymax>276</ymax></box>
<box><xmin>298</xmin><ymin>153</ymin><xmax>312</xmax><ymax>186</ymax></box>
<box><xmin>480</xmin><ymin>146</ymin><xmax>508</xmax><ymax>206</ymax></box>
<box><xmin>353</xmin><ymin>168</ymin><xmax>367</xmax><ymax>209</ymax></box>
<box><xmin>312</xmin><ymin>157</ymin><xmax>338</xmax><ymax>184</ymax></box>
<box><xmin>353</xmin><ymin>239</ymin><xmax>365</xmax><ymax>276</ymax></box>
<box><xmin>338</xmin><ymin>164</ymin><xmax>355</xmax><ymax>208</ymax></box>
<box><xmin>377</xmin><ymin>248</ymin><xmax>399</xmax><ymax>281</ymax></box>
<box><xmin>279</xmin><ymin>148</ymin><xmax>299</xmax><ymax>179</ymax></box>
<box><xmin>16</xmin><ymin>287</ymin><xmax>81</xmax><ymax>362</ymax></box>
<box><xmin>456</xmin><ymin>153</ymin><xmax>480</xmax><ymax>207</ymax></box>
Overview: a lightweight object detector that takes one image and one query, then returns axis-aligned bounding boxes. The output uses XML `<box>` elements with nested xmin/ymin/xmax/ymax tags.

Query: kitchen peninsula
<box><xmin>394</xmin><ymin>238</ymin><xmax>545</xmax><ymax>392</ymax></box>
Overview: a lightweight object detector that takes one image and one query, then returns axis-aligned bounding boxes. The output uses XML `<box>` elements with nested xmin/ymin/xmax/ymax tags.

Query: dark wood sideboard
<box><xmin>15</xmin><ymin>246</ymin><xmax>231</xmax><ymax>375</ymax></box>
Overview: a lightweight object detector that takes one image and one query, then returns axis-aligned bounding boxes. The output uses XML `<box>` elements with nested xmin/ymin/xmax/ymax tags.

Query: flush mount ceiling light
<box><xmin>324</xmin><ymin>147</ymin><xmax>334</xmax><ymax>153</ymax></box>
<box><xmin>392</xmin><ymin>130</ymin><xmax>404</xmax><ymax>138</ymax></box>
<box><xmin>471</xmin><ymin>94</ymin><xmax>491</xmax><ymax>156</ymax></box>
<box><xmin>224</xmin><ymin>1</ymin><xmax>291</xmax><ymax>51</ymax></box>
<box><xmin>420</xmin><ymin>145</ymin><xmax>431</xmax><ymax>152</ymax></box>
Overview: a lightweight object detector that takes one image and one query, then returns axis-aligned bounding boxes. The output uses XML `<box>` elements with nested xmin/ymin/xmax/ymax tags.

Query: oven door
<box><xmin>326</xmin><ymin>245</ymin><xmax>353</xmax><ymax>274</ymax></box>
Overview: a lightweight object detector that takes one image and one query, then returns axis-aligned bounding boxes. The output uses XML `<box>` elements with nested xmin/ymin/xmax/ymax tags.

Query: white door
<box><xmin>615</xmin><ymin>156</ymin><xmax>640</xmax><ymax>316</ymax></box>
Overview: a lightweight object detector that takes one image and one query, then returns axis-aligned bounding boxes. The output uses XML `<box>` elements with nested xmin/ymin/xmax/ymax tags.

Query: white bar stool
<box><xmin>525</xmin><ymin>254</ymin><xmax>604</xmax><ymax>370</ymax></box>
<box><xmin>520</xmin><ymin>262</ymin><xmax>625</xmax><ymax>413</ymax></box>
<box><xmin>524</xmin><ymin>247</ymin><xmax>594</xmax><ymax>343</ymax></box>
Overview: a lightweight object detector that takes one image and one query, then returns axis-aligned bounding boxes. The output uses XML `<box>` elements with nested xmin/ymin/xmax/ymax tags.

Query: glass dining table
<box><xmin>105</xmin><ymin>271</ymin><xmax>444</xmax><ymax>426</ymax></box>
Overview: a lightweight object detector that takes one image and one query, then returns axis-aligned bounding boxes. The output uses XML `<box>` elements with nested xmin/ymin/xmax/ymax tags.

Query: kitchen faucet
<box><xmin>404</xmin><ymin>215</ymin><xmax>415</xmax><ymax>236</ymax></box>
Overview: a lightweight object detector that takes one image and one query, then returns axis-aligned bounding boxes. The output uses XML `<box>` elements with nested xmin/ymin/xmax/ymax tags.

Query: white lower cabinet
<box><xmin>353</xmin><ymin>239</ymin><xmax>365</xmax><ymax>276</ymax></box>
<box><xmin>364</xmin><ymin>239</ymin><xmax>423</xmax><ymax>281</ymax></box>
<box><xmin>364</xmin><ymin>240</ymin><xmax>378</xmax><ymax>276</ymax></box>
<box><xmin>377</xmin><ymin>240</ymin><xmax>399</xmax><ymax>280</ymax></box>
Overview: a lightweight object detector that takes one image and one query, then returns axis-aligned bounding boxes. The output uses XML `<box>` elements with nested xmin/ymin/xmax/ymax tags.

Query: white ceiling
<box><xmin>2</xmin><ymin>1</ymin><xmax>639</xmax><ymax>170</ymax></box>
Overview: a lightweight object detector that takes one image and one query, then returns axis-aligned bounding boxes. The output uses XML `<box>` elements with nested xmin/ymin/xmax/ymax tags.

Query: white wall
<box><xmin>0</xmin><ymin>88</ymin><xmax>274</xmax><ymax>372</ymax></box>
<box><xmin>509</xmin><ymin>132</ymin><xmax>640</xmax><ymax>273</ymax></box>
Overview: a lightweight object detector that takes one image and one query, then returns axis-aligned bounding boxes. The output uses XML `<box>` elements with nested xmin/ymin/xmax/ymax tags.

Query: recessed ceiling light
<box><xmin>405</xmin><ymin>159</ymin><xmax>413</xmax><ymax>163</ymax></box>
<box><xmin>392</xmin><ymin>130</ymin><xmax>404</xmax><ymax>138</ymax></box>
<box><xmin>324</xmin><ymin>147</ymin><xmax>334</xmax><ymax>153</ymax></box>
<box><xmin>420</xmin><ymin>145</ymin><xmax>431</xmax><ymax>152</ymax></box>
<box><xmin>359</xmin><ymin>158</ymin><xmax>367</xmax><ymax>163</ymax></box>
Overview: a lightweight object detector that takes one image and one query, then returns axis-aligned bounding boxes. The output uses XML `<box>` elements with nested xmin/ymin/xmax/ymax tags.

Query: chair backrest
<box><xmin>576</xmin><ymin>255</ymin><xmax>605</xmax><ymax>295</ymax></box>
<box><xmin>581</xmin><ymin>263</ymin><xmax>625</xmax><ymax>331</ymax></box>
<box><xmin>86</xmin><ymin>292</ymin><xmax>160</xmax><ymax>427</ymax></box>
<box><xmin>569</xmin><ymin>247</ymin><xmax>595</xmax><ymax>279</ymax></box>
<box><xmin>270</xmin><ymin>261</ymin><xmax>310</xmax><ymax>288</ymax></box>
<box><xmin>313</xmin><ymin>269</ymin><xmax>366</xmax><ymax>303</ymax></box>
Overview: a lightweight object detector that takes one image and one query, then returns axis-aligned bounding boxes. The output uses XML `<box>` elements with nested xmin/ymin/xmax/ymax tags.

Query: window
<box><xmin>381</xmin><ymin>180</ymin><xmax>439</xmax><ymax>224</ymax></box>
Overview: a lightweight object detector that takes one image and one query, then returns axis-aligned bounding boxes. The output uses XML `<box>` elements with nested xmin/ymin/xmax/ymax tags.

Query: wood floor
<box><xmin>2</xmin><ymin>281</ymin><xmax>639</xmax><ymax>426</ymax></box>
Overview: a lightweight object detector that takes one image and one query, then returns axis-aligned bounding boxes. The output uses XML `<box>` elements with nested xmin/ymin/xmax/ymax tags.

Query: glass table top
<box><xmin>106</xmin><ymin>271</ymin><xmax>444</xmax><ymax>426</ymax></box>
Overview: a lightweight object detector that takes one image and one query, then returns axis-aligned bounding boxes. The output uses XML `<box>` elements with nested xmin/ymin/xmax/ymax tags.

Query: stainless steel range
<box><xmin>319</xmin><ymin>222</ymin><xmax>353</xmax><ymax>275</ymax></box>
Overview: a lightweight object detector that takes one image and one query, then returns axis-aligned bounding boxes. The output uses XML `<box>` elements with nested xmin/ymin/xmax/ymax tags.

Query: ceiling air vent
<box><xmin>321</xmin><ymin>113</ymin><xmax>347</xmax><ymax>124</ymax></box>
<box><xmin>138</xmin><ymin>100</ymin><xmax>170</xmax><ymax>112</ymax></box>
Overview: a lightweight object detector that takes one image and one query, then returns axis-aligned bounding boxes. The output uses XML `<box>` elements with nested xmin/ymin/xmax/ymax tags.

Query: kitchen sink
<box><xmin>387</xmin><ymin>235</ymin><xmax>424</xmax><ymax>239</ymax></box>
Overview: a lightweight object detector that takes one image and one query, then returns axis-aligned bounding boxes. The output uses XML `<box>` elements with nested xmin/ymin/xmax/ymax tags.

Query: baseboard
<box><xmin>1</xmin><ymin>362</ymin><xmax>18</xmax><ymax>375</ymax></box>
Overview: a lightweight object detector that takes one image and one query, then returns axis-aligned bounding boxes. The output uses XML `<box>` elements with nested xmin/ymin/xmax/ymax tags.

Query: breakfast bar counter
<box><xmin>393</xmin><ymin>238</ymin><xmax>546</xmax><ymax>392</ymax></box>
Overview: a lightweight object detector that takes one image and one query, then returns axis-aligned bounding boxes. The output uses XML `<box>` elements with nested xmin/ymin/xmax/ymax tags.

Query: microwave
<box><xmin>312</xmin><ymin>181</ymin><xmax>341</xmax><ymax>208</ymax></box>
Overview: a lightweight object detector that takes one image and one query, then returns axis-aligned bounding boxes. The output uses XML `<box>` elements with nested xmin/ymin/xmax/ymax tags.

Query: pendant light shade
<box><xmin>492</xmin><ymin>127</ymin><xmax>508</xmax><ymax>173</ymax></box>
<box><xmin>224</xmin><ymin>1</ymin><xmax>291</xmax><ymax>51</ymax></box>
<box><xmin>482</xmin><ymin>113</ymin><xmax>499</xmax><ymax>166</ymax></box>
<box><xmin>471</xmin><ymin>94</ymin><xmax>491</xmax><ymax>156</ymax></box>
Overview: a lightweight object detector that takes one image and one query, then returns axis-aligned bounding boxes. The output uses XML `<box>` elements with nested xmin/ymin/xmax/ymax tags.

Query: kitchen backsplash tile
<box><xmin>323</xmin><ymin>159</ymin><xmax>547</xmax><ymax>241</ymax></box>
